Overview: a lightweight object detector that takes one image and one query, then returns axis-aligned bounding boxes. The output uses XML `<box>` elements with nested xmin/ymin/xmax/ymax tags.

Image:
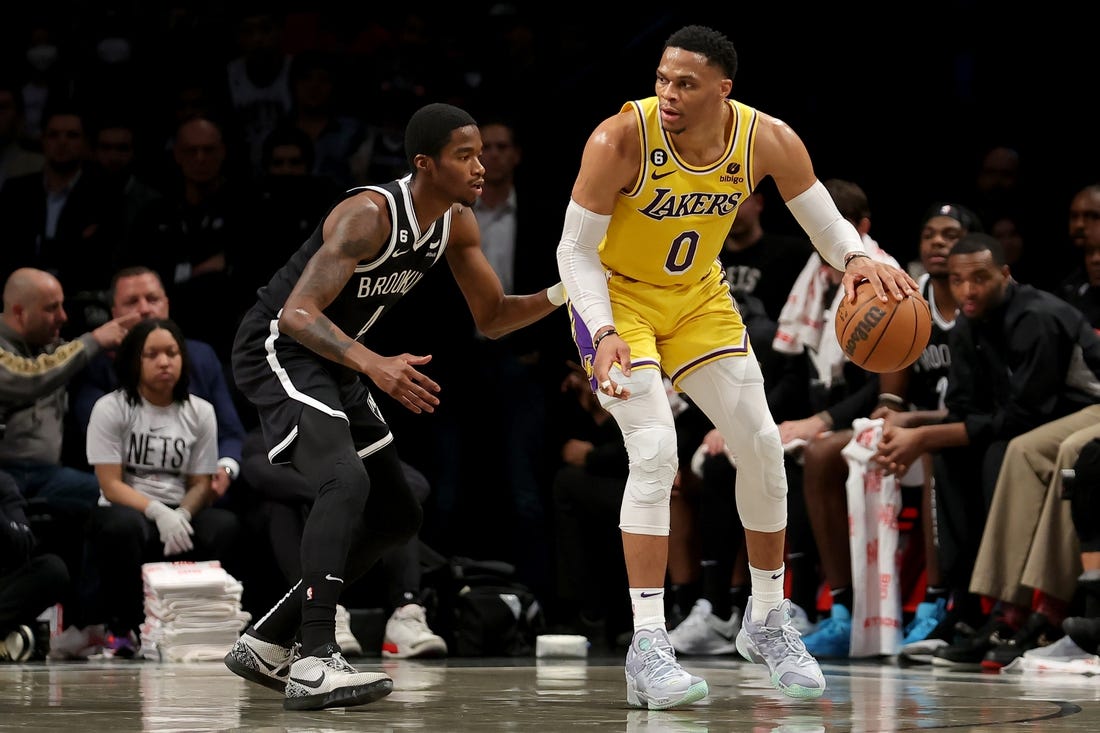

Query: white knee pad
<box><xmin>603</xmin><ymin>368</ymin><xmax>678</xmax><ymax>536</ymax></box>
<box><xmin>619</xmin><ymin>424</ymin><xmax>678</xmax><ymax>535</ymax></box>
<box><xmin>678</xmin><ymin>357</ymin><xmax>787</xmax><ymax>533</ymax></box>
<box><xmin>740</xmin><ymin>423</ymin><xmax>787</xmax><ymax>532</ymax></box>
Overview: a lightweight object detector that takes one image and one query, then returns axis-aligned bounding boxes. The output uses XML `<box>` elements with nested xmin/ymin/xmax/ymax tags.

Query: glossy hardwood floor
<box><xmin>2</xmin><ymin>654</ymin><xmax>1100</xmax><ymax>731</ymax></box>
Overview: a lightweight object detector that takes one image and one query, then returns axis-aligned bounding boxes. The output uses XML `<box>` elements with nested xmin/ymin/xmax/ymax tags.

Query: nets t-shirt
<box><xmin>86</xmin><ymin>391</ymin><xmax>218</xmax><ymax>506</ymax></box>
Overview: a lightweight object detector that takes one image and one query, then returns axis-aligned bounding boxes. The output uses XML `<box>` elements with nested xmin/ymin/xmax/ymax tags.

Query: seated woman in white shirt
<box><xmin>85</xmin><ymin>318</ymin><xmax>239</xmax><ymax>655</ymax></box>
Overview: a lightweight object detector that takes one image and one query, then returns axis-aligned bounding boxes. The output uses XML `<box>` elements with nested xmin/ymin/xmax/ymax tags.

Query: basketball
<box><xmin>834</xmin><ymin>281</ymin><xmax>932</xmax><ymax>373</ymax></box>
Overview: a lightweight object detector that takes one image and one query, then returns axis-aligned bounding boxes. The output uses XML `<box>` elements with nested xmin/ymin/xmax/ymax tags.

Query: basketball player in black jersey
<box><xmin>224</xmin><ymin>103</ymin><xmax>565</xmax><ymax>711</ymax></box>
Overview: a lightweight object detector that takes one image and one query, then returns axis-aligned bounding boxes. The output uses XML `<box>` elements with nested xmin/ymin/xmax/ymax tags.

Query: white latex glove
<box><xmin>165</xmin><ymin>507</ymin><xmax>195</xmax><ymax>555</ymax></box>
<box><xmin>145</xmin><ymin>500</ymin><xmax>194</xmax><ymax>556</ymax></box>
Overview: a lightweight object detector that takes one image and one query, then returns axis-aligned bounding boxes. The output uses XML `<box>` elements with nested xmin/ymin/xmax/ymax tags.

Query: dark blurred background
<box><xmin>1</xmin><ymin>1</ymin><xmax>1093</xmax><ymax>266</ymax></box>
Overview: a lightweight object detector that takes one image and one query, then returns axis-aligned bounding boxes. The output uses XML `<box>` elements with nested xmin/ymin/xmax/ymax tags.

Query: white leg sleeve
<box><xmin>678</xmin><ymin>357</ymin><xmax>787</xmax><ymax>533</ymax></box>
<box><xmin>602</xmin><ymin>367</ymin><xmax>678</xmax><ymax>536</ymax></box>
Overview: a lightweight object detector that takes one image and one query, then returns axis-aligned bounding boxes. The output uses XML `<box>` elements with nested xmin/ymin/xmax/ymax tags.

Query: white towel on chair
<box><xmin>842</xmin><ymin>417</ymin><xmax>904</xmax><ymax>657</ymax></box>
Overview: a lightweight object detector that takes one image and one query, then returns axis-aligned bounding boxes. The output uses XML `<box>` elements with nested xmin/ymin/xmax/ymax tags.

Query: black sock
<box><xmin>251</xmin><ymin>583</ymin><xmax>303</xmax><ymax>647</ymax></box>
<box><xmin>786</xmin><ymin>552</ymin><xmax>819</xmax><ymax>615</ymax></box>
<box><xmin>830</xmin><ymin>586</ymin><xmax>854</xmax><ymax>612</ymax></box>
<box><xmin>1080</xmin><ymin>578</ymin><xmax>1100</xmax><ymax>618</ymax></box>
<box><xmin>924</xmin><ymin>586</ymin><xmax>949</xmax><ymax>604</ymax></box>
<box><xmin>729</xmin><ymin>586</ymin><xmax>749</xmax><ymax>616</ymax></box>
<box><xmin>949</xmin><ymin>591</ymin><xmax>985</xmax><ymax>629</ymax></box>
<box><xmin>670</xmin><ymin>581</ymin><xmax>700</xmax><ymax>619</ymax></box>
<box><xmin>701</xmin><ymin>561</ymin><xmax>733</xmax><ymax>619</ymax></box>
<box><xmin>300</xmin><ymin>572</ymin><xmax>343</xmax><ymax>655</ymax></box>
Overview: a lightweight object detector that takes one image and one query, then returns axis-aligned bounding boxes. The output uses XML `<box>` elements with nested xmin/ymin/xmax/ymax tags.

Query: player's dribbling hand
<box><xmin>595</xmin><ymin>333</ymin><xmax>631</xmax><ymax>400</ymax></box>
<box><xmin>843</xmin><ymin>258</ymin><xmax>918</xmax><ymax>304</ymax></box>
<box><xmin>369</xmin><ymin>353</ymin><xmax>441</xmax><ymax>414</ymax></box>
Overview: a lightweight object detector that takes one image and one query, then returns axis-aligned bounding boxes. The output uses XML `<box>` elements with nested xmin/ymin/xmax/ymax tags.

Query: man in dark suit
<box><xmin>0</xmin><ymin>103</ymin><xmax>122</xmax><ymax>295</ymax></box>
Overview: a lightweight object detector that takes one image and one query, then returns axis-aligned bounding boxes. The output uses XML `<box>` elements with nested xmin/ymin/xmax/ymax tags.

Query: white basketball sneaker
<box><xmin>625</xmin><ymin>627</ymin><xmax>709</xmax><ymax>710</ymax></box>
<box><xmin>736</xmin><ymin>597</ymin><xmax>826</xmax><ymax>699</ymax></box>
<box><xmin>334</xmin><ymin>604</ymin><xmax>363</xmax><ymax>656</ymax></box>
<box><xmin>284</xmin><ymin>643</ymin><xmax>393</xmax><ymax>711</ymax></box>
<box><xmin>382</xmin><ymin>604</ymin><xmax>448</xmax><ymax>659</ymax></box>
<box><xmin>668</xmin><ymin>598</ymin><xmax>740</xmax><ymax>655</ymax></box>
<box><xmin>224</xmin><ymin>629</ymin><xmax>299</xmax><ymax>692</ymax></box>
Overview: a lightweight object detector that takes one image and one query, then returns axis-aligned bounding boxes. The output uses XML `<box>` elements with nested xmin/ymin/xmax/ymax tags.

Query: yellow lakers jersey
<box><xmin>599</xmin><ymin>96</ymin><xmax>757</xmax><ymax>286</ymax></box>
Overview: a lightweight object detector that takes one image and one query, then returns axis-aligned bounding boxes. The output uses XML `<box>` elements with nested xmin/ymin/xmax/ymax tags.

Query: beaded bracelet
<box><xmin>844</xmin><ymin>251</ymin><xmax>871</xmax><ymax>267</ymax></box>
<box><xmin>593</xmin><ymin>328</ymin><xmax>618</xmax><ymax>351</ymax></box>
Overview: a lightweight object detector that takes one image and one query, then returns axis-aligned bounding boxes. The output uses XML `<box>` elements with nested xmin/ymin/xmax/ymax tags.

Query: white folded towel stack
<box><xmin>139</xmin><ymin>560</ymin><xmax>251</xmax><ymax>662</ymax></box>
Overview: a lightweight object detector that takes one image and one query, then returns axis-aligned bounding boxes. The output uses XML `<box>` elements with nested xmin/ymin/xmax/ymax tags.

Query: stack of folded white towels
<box><xmin>139</xmin><ymin>560</ymin><xmax>251</xmax><ymax>662</ymax></box>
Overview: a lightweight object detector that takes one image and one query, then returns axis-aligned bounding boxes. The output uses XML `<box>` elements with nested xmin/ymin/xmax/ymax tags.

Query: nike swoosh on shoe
<box><xmin>291</xmin><ymin>671</ymin><xmax>326</xmax><ymax>689</ymax></box>
<box><xmin>253</xmin><ymin>651</ymin><xmax>284</xmax><ymax>674</ymax></box>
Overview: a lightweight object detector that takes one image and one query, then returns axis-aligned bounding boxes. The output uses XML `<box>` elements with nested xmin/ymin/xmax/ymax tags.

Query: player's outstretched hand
<box><xmin>369</xmin><ymin>353</ymin><xmax>441</xmax><ymax>414</ymax></box>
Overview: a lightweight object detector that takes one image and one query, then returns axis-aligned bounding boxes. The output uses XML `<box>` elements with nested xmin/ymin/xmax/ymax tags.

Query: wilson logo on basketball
<box><xmin>843</xmin><ymin>305</ymin><xmax>887</xmax><ymax>356</ymax></box>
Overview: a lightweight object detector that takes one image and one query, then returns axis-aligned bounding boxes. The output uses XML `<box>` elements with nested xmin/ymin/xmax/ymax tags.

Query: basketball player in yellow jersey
<box><xmin>556</xmin><ymin>25</ymin><xmax>917</xmax><ymax>708</ymax></box>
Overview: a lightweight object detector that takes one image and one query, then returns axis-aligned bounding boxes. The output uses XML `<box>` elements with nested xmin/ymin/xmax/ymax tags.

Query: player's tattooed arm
<box><xmin>279</xmin><ymin>198</ymin><xmax>386</xmax><ymax>368</ymax></box>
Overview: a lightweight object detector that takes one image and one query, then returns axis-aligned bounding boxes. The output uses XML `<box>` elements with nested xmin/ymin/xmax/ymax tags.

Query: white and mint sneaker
<box><xmin>284</xmin><ymin>643</ymin><xmax>393</xmax><ymax>711</ymax></box>
<box><xmin>736</xmin><ymin>597</ymin><xmax>826</xmax><ymax>699</ymax></box>
<box><xmin>224</xmin><ymin>630</ymin><xmax>299</xmax><ymax>693</ymax></box>
<box><xmin>625</xmin><ymin>628</ymin><xmax>709</xmax><ymax>710</ymax></box>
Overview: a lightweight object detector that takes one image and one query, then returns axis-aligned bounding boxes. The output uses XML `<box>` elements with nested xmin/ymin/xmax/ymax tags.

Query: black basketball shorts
<box><xmin>231</xmin><ymin>306</ymin><xmax>392</xmax><ymax>464</ymax></box>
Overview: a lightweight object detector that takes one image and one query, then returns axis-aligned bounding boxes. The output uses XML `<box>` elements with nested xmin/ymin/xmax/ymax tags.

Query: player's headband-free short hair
<box><xmin>405</xmin><ymin>103</ymin><xmax>477</xmax><ymax>170</ymax></box>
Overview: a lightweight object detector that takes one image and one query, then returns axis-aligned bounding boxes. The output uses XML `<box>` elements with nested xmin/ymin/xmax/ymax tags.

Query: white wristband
<box><xmin>546</xmin><ymin>282</ymin><xmax>566</xmax><ymax>307</ymax></box>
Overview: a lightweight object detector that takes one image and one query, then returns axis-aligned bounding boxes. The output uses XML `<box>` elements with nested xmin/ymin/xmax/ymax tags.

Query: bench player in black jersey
<box><xmin>224</xmin><ymin>103</ymin><xmax>565</xmax><ymax>711</ymax></box>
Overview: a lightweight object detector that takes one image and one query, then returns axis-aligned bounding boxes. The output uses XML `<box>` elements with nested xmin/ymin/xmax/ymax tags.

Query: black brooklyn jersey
<box><xmin>255</xmin><ymin>176</ymin><xmax>452</xmax><ymax>342</ymax></box>
<box><xmin>907</xmin><ymin>273</ymin><xmax>954</xmax><ymax>411</ymax></box>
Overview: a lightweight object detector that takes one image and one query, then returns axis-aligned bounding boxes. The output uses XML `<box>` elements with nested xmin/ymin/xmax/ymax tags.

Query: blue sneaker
<box><xmin>801</xmin><ymin>604</ymin><xmax>851</xmax><ymax>659</ymax></box>
<box><xmin>902</xmin><ymin>598</ymin><xmax>947</xmax><ymax>646</ymax></box>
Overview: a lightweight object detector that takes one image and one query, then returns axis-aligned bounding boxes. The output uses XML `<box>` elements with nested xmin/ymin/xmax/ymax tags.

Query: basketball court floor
<box><xmin>3</xmin><ymin>654</ymin><xmax>1100</xmax><ymax>731</ymax></box>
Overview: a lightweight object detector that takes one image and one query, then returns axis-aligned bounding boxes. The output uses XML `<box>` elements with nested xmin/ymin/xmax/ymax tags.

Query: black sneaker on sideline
<box><xmin>898</xmin><ymin>609</ymin><xmax>971</xmax><ymax>665</ymax></box>
<box><xmin>1063</xmin><ymin>616</ymin><xmax>1100</xmax><ymax>655</ymax></box>
<box><xmin>0</xmin><ymin>625</ymin><xmax>35</xmax><ymax>662</ymax></box>
<box><xmin>981</xmin><ymin>612</ymin><xmax>1061</xmax><ymax>671</ymax></box>
<box><xmin>932</xmin><ymin>617</ymin><xmax>1015</xmax><ymax>670</ymax></box>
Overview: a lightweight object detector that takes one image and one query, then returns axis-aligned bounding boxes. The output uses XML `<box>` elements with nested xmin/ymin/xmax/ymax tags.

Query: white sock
<box><xmin>749</xmin><ymin>563</ymin><xmax>786</xmax><ymax>621</ymax></box>
<box><xmin>630</xmin><ymin>587</ymin><xmax>666</xmax><ymax>632</ymax></box>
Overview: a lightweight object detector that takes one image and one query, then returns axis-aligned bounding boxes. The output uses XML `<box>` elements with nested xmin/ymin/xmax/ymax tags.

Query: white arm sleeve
<box><xmin>556</xmin><ymin>199</ymin><xmax>614</xmax><ymax>336</ymax></box>
<box><xmin>785</xmin><ymin>180</ymin><xmax>866</xmax><ymax>271</ymax></box>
